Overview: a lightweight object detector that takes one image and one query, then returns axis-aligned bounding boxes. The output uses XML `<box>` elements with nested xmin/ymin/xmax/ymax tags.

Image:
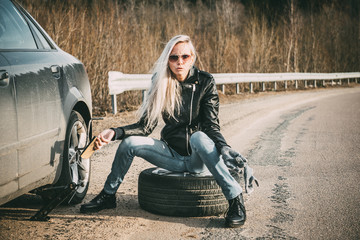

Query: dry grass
<box><xmin>18</xmin><ymin>0</ymin><xmax>359</xmax><ymax>115</ymax></box>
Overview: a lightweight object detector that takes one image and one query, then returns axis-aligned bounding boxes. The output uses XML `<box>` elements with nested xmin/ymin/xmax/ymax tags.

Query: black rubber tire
<box><xmin>138</xmin><ymin>168</ymin><xmax>240</xmax><ymax>217</ymax></box>
<box><xmin>45</xmin><ymin>111</ymin><xmax>91</xmax><ymax>204</ymax></box>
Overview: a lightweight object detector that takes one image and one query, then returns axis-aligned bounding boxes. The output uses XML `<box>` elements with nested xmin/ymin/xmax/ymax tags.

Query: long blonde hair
<box><xmin>137</xmin><ymin>35</ymin><xmax>197</xmax><ymax>129</ymax></box>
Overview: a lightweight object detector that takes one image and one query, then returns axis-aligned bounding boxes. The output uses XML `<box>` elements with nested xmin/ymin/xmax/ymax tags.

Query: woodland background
<box><xmin>18</xmin><ymin>0</ymin><xmax>360</xmax><ymax>114</ymax></box>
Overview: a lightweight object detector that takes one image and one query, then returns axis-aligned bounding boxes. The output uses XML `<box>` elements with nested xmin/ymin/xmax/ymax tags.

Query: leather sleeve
<box><xmin>111</xmin><ymin>115</ymin><xmax>157</xmax><ymax>140</ymax></box>
<box><xmin>199</xmin><ymin>77</ymin><xmax>230</xmax><ymax>152</ymax></box>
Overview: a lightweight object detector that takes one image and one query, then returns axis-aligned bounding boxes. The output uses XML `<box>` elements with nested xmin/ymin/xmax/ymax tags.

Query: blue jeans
<box><xmin>103</xmin><ymin>131</ymin><xmax>242</xmax><ymax>200</ymax></box>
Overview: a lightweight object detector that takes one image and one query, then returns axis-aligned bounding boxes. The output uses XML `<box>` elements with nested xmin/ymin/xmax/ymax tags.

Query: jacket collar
<box><xmin>182</xmin><ymin>66</ymin><xmax>199</xmax><ymax>84</ymax></box>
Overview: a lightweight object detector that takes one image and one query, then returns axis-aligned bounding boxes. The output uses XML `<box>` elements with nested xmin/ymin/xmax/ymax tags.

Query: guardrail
<box><xmin>108</xmin><ymin>71</ymin><xmax>360</xmax><ymax>114</ymax></box>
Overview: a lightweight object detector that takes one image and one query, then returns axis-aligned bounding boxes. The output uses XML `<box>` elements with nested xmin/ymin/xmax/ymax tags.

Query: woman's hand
<box><xmin>221</xmin><ymin>146</ymin><xmax>247</xmax><ymax>171</ymax></box>
<box><xmin>94</xmin><ymin>129</ymin><xmax>115</xmax><ymax>150</ymax></box>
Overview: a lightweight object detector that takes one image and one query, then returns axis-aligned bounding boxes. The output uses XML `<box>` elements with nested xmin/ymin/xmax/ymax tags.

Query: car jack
<box><xmin>30</xmin><ymin>182</ymin><xmax>79</xmax><ymax>221</ymax></box>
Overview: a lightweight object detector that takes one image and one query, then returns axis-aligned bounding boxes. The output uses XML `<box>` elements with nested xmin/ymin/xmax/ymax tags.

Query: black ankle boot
<box><xmin>80</xmin><ymin>190</ymin><xmax>116</xmax><ymax>213</ymax></box>
<box><xmin>225</xmin><ymin>193</ymin><xmax>246</xmax><ymax>228</ymax></box>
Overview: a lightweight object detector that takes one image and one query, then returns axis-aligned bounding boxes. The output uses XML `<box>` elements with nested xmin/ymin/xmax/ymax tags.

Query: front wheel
<box><xmin>58</xmin><ymin>111</ymin><xmax>91</xmax><ymax>204</ymax></box>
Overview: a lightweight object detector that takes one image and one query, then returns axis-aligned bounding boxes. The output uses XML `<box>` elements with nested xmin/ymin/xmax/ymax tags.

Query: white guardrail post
<box><xmin>108</xmin><ymin>72</ymin><xmax>360</xmax><ymax>114</ymax></box>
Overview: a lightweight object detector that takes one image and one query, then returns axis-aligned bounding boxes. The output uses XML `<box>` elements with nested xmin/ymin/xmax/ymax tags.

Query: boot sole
<box><xmin>225</xmin><ymin>220</ymin><xmax>245</xmax><ymax>228</ymax></box>
<box><xmin>80</xmin><ymin>203</ymin><xmax>116</xmax><ymax>213</ymax></box>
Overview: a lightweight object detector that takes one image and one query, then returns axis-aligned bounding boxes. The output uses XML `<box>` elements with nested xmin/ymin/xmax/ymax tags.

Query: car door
<box><xmin>0</xmin><ymin>53</ymin><xmax>18</xmax><ymax>199</ymax></box>
<box><xmin>0</xmin><ymin>0</ymin><xmax>62</xmax><ymax>198</ymax></box>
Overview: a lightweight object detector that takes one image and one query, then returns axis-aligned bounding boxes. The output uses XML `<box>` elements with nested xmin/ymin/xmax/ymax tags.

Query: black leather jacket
<box><xmin>112</xmin><ymin>66</ymin><xmax>229</xmax><ymax>156</ymax></box>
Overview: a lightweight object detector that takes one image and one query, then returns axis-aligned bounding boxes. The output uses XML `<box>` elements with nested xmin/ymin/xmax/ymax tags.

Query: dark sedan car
<box><xmin>0</xmin><ymin>0</ymin><xmax>92</xmax><ymax>205</ymax></box>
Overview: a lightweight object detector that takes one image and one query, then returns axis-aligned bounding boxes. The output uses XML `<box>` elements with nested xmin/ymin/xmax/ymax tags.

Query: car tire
<box><xmin>56</xmin><ymin>111</ymin><xmax>91</xmax><ymax>204</ymax></box>
<box><xmin>138</xmin><ymin>168</ymin><xmax>241</xmax><ymax>217</ymax></box>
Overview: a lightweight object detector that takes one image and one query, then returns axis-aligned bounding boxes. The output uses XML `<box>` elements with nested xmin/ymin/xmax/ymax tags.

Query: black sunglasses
<box><xmin>169</xmin><ymin>54</ymin><xmax>191</xmax><ymax>62</ymax></box>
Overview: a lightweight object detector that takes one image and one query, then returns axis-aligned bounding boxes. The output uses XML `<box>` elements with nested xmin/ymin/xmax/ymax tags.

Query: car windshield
<box><xmin>0</xmin><ymin>1</ymin><xmax>37</xmax><ymax>49</ymax></box>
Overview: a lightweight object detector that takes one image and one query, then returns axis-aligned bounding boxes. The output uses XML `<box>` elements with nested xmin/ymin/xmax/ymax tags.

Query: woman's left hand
<box><xmin>221</xmin><ymin>146</ymin><xmax>247</xmax><ymax>171</ymax></box>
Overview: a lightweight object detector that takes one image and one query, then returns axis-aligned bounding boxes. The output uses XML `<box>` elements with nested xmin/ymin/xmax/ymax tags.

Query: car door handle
<box><xmin>0</xmin><ymin>70</ymin><xmax>9</xmax><ymax>87</ymax></box>
<box><xmin>51</xmin><ymin>65</ymin><xmax>61</xmax><ymax>79</ymax></box>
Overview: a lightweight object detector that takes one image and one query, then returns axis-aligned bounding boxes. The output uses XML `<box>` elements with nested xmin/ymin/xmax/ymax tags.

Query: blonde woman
<box><xmin>81</xmin><ymin>35</ymin><xmax>247</xmax><ymax>228</ymax></box>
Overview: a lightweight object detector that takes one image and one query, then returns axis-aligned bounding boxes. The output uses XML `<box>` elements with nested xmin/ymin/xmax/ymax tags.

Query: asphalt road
<box><xmin>0</xmin><ymin>86</ymin><xmax>359</xmax><ymax>240</ymax></box>
<box><xmin>213</xmin><ymin>86</ymin><xmax>360</xmax><ymax>239</ymax></box>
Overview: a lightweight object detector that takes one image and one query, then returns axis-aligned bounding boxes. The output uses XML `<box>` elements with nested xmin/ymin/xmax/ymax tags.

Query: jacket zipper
<box><xmin>186</xmin><ymin>84</ymin><xmax>196</xmax><ymax>155</ymax></box>
<box><xmin>189</xmin><ymin>84</ymin><xmax>195</xmax><ymax>125</ymax></box>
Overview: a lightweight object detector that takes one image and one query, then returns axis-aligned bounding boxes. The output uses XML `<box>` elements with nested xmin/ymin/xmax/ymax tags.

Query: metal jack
<box><xmin>30</xmin><ymin>182</ymin><xmax>79</xmax><ymax>221</ymax></box>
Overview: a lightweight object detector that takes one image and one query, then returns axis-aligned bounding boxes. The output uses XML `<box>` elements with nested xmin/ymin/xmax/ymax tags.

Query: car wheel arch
<box><xmin>73</xmin><ymin>101</ymin><xmax>92</xmax><ymax>136</ymax></box>
<box><xmin>62</xmin><ymin>87</ymin><xmax>92</xmax><ymax>133</ymax></box>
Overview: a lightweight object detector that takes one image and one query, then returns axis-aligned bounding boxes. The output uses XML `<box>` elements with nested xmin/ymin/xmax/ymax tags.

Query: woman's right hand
<box><xmin>94</xmin><ymin>129</ymin><xmax>115</xmax><ymax>150</ymax></box>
